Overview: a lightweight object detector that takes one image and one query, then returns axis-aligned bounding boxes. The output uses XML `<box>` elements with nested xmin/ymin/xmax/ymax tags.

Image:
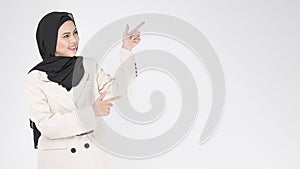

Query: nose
<box><xmin>70</xmin><ymin>34</ymin><xmax>78</xmax><ymax>44</ymax></box>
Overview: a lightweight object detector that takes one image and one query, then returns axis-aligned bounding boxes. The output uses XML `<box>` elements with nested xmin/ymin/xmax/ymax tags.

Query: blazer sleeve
<box><xmin>120</xmin><ymin>48</ymin><xmax>133</xmax><ymax>62</ymax></box>
<box><xmin>26</xmin><ymin>71</ymin><xmax>95</xmax><ymax>140</ymax></box>
<box><xmin>96</xmin><ymin>48</ymin><xmax>136</xmax><ymax>98</ymax></box>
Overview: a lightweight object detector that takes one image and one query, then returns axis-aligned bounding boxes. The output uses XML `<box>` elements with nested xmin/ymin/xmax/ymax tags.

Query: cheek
<box><xmin>56</xmin><ymin>40</ymin><xmax>68</xmax><ymax>52</ymax></box>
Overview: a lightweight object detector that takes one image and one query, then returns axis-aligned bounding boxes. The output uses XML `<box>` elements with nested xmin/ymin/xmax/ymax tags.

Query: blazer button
<box><xmin>84</xmin><ymin>143</ymin><xmax>90</xmax><ymax>149</ymax></box>
<box><xmin>70</xmin><ymin>148</ymin><xmax>76</xmax><ymax>153</ymax></box>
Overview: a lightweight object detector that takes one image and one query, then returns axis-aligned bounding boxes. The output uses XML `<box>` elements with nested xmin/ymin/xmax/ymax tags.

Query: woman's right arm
<box><xmin>26</xmin><ymin>71</ymin><xmax>96</xmax><ymax>140</ymax></box>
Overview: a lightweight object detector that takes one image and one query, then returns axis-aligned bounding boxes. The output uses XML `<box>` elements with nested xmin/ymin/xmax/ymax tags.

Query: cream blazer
<box><xmin>26</xmin><ymin>48</ymin><xmax>135</xmax><ymax>169</ymax></box>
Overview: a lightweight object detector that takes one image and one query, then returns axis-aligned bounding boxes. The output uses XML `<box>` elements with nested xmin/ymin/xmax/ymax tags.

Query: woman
<box><xmin>26</xmin><ymin>11</ymin><xmax>143</xmax><ymax>169</ymax></box>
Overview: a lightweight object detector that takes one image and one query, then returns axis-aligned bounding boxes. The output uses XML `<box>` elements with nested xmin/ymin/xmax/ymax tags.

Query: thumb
<box><xmin>98</xmin><ymin>92</ymin><xmax>106</xmax><ymax>101</ymax></box>
<box><xmin>123</xmin><ymin>24</ymin><xmax>129</xmax><ymax>36</ymax></box>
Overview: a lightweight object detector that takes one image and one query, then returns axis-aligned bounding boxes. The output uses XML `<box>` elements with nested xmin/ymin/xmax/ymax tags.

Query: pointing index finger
<box><xmin>135</xmin><ymin>21</ymin><xmax>145</xmax><ymax>30</ymax></box>
<box><xmin>103</xmin><ymin>95</ymin><xmax>122</xmax><ymax>103</ymax></box>
<box><xmin>129</xmin><ymin>21</ymin><xmax>145</xmax><ymax>35</ymax></box>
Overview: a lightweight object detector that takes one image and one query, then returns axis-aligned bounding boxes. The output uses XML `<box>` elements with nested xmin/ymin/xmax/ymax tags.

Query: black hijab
<box><xmin>29</xmin><ymin>12</ymin><xmax>84</xmax><ymax>149</ymax></box>
<box><xmin>29</xmin><ymin>11</ymin><xmax>84</xmax><ymax>91</ymax></box>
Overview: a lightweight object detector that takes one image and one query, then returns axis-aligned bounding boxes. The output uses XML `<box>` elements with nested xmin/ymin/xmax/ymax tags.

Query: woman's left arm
<box><xmin>97</xmin><ymin>21</ymin><xmax>145</xmax><ymax>97</ymax></box>
<box><xmin>94</xmin><ymin>22</ymin><xmax>145</xmax><ymax>114</ymax></box>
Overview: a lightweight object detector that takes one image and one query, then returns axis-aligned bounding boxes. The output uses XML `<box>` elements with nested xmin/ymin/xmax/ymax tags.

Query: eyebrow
<box><xmin>61</xmin><ymin>28</ymin><xmax>77</xmax><ymax>36</ymax></box>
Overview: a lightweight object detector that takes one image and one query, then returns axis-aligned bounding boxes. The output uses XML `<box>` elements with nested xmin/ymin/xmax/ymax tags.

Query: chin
<box><xmin>68</xmin><ymin>52</ymin><xmax>77</xmax><ymax>57</ymax></box>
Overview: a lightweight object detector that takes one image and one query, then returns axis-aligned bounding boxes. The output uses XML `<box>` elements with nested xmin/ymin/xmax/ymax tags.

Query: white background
<box><xmin>0</xmin><ymin>0</ymin><xmax>299</xmax><ymax>168</ymax></box>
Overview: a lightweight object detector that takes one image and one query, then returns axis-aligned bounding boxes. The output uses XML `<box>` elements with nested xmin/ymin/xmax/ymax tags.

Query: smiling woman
<box><xmin>55</xmin><ymin>20</ymin><xmax>79</xmax><ymax>57</ymax></box>
<box><xmin>26</xmin><ymin>11</ymin><xmax>144</xmax><ymax>169</ymax></box>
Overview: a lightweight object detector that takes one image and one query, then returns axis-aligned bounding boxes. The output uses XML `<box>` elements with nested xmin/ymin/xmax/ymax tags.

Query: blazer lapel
<box><xmin>39</xmin><ymin>72</ymin><xmax>89</xmax><ymax>111</ymax></box>
<box><xmin>72</xmin><ymin>72</ymin><xmax>90</xmax><ymax>105</ymax></box>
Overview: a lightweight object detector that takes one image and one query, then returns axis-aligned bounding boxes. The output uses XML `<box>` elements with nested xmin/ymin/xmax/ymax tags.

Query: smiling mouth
<box><xmin>69</xmin><ymin>46</ymin><xmax>77</xmax><ymax>51</ymax></box>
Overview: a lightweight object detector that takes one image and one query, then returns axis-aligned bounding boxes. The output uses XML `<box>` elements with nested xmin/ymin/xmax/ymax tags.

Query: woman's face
<box><xmin>55</xmin><ymin>20</ymin><xmax>79</xmax><ymax>57</ymax></box>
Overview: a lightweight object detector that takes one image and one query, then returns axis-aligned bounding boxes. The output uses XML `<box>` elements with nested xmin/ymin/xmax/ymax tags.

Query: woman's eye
<box><xmin>74</xmin><ymin>30</ymin><xmax>78</xmax><ymax>35</ymax></box>
<box><xmin>63</xmin><ymin>34</ymin><xmax>69</xmax><ymax>38</ymax></box>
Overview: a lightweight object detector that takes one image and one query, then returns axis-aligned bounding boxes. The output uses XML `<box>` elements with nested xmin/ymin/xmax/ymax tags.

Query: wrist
<box><xmin>122</xmin><ymin>43</ymin><xmax>132</xmax><ymax>51</ymax></box>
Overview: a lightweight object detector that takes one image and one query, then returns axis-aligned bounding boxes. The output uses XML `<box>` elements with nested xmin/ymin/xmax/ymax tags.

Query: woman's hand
<box><xmin>122</xmin><ymin>21</ymin><xmax>145</xmax><ymax>51</ymax></box>
<box><xmin>92</xmin><ymin>92</ymin><xmax>121</xmax><ymax>116</ymax></box>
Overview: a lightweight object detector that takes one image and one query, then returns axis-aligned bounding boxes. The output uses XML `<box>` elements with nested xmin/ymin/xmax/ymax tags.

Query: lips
<box><xmin>69</xmin><ymin>46</ymin><xmax>77</xmax><ymax>51</ymax></box>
